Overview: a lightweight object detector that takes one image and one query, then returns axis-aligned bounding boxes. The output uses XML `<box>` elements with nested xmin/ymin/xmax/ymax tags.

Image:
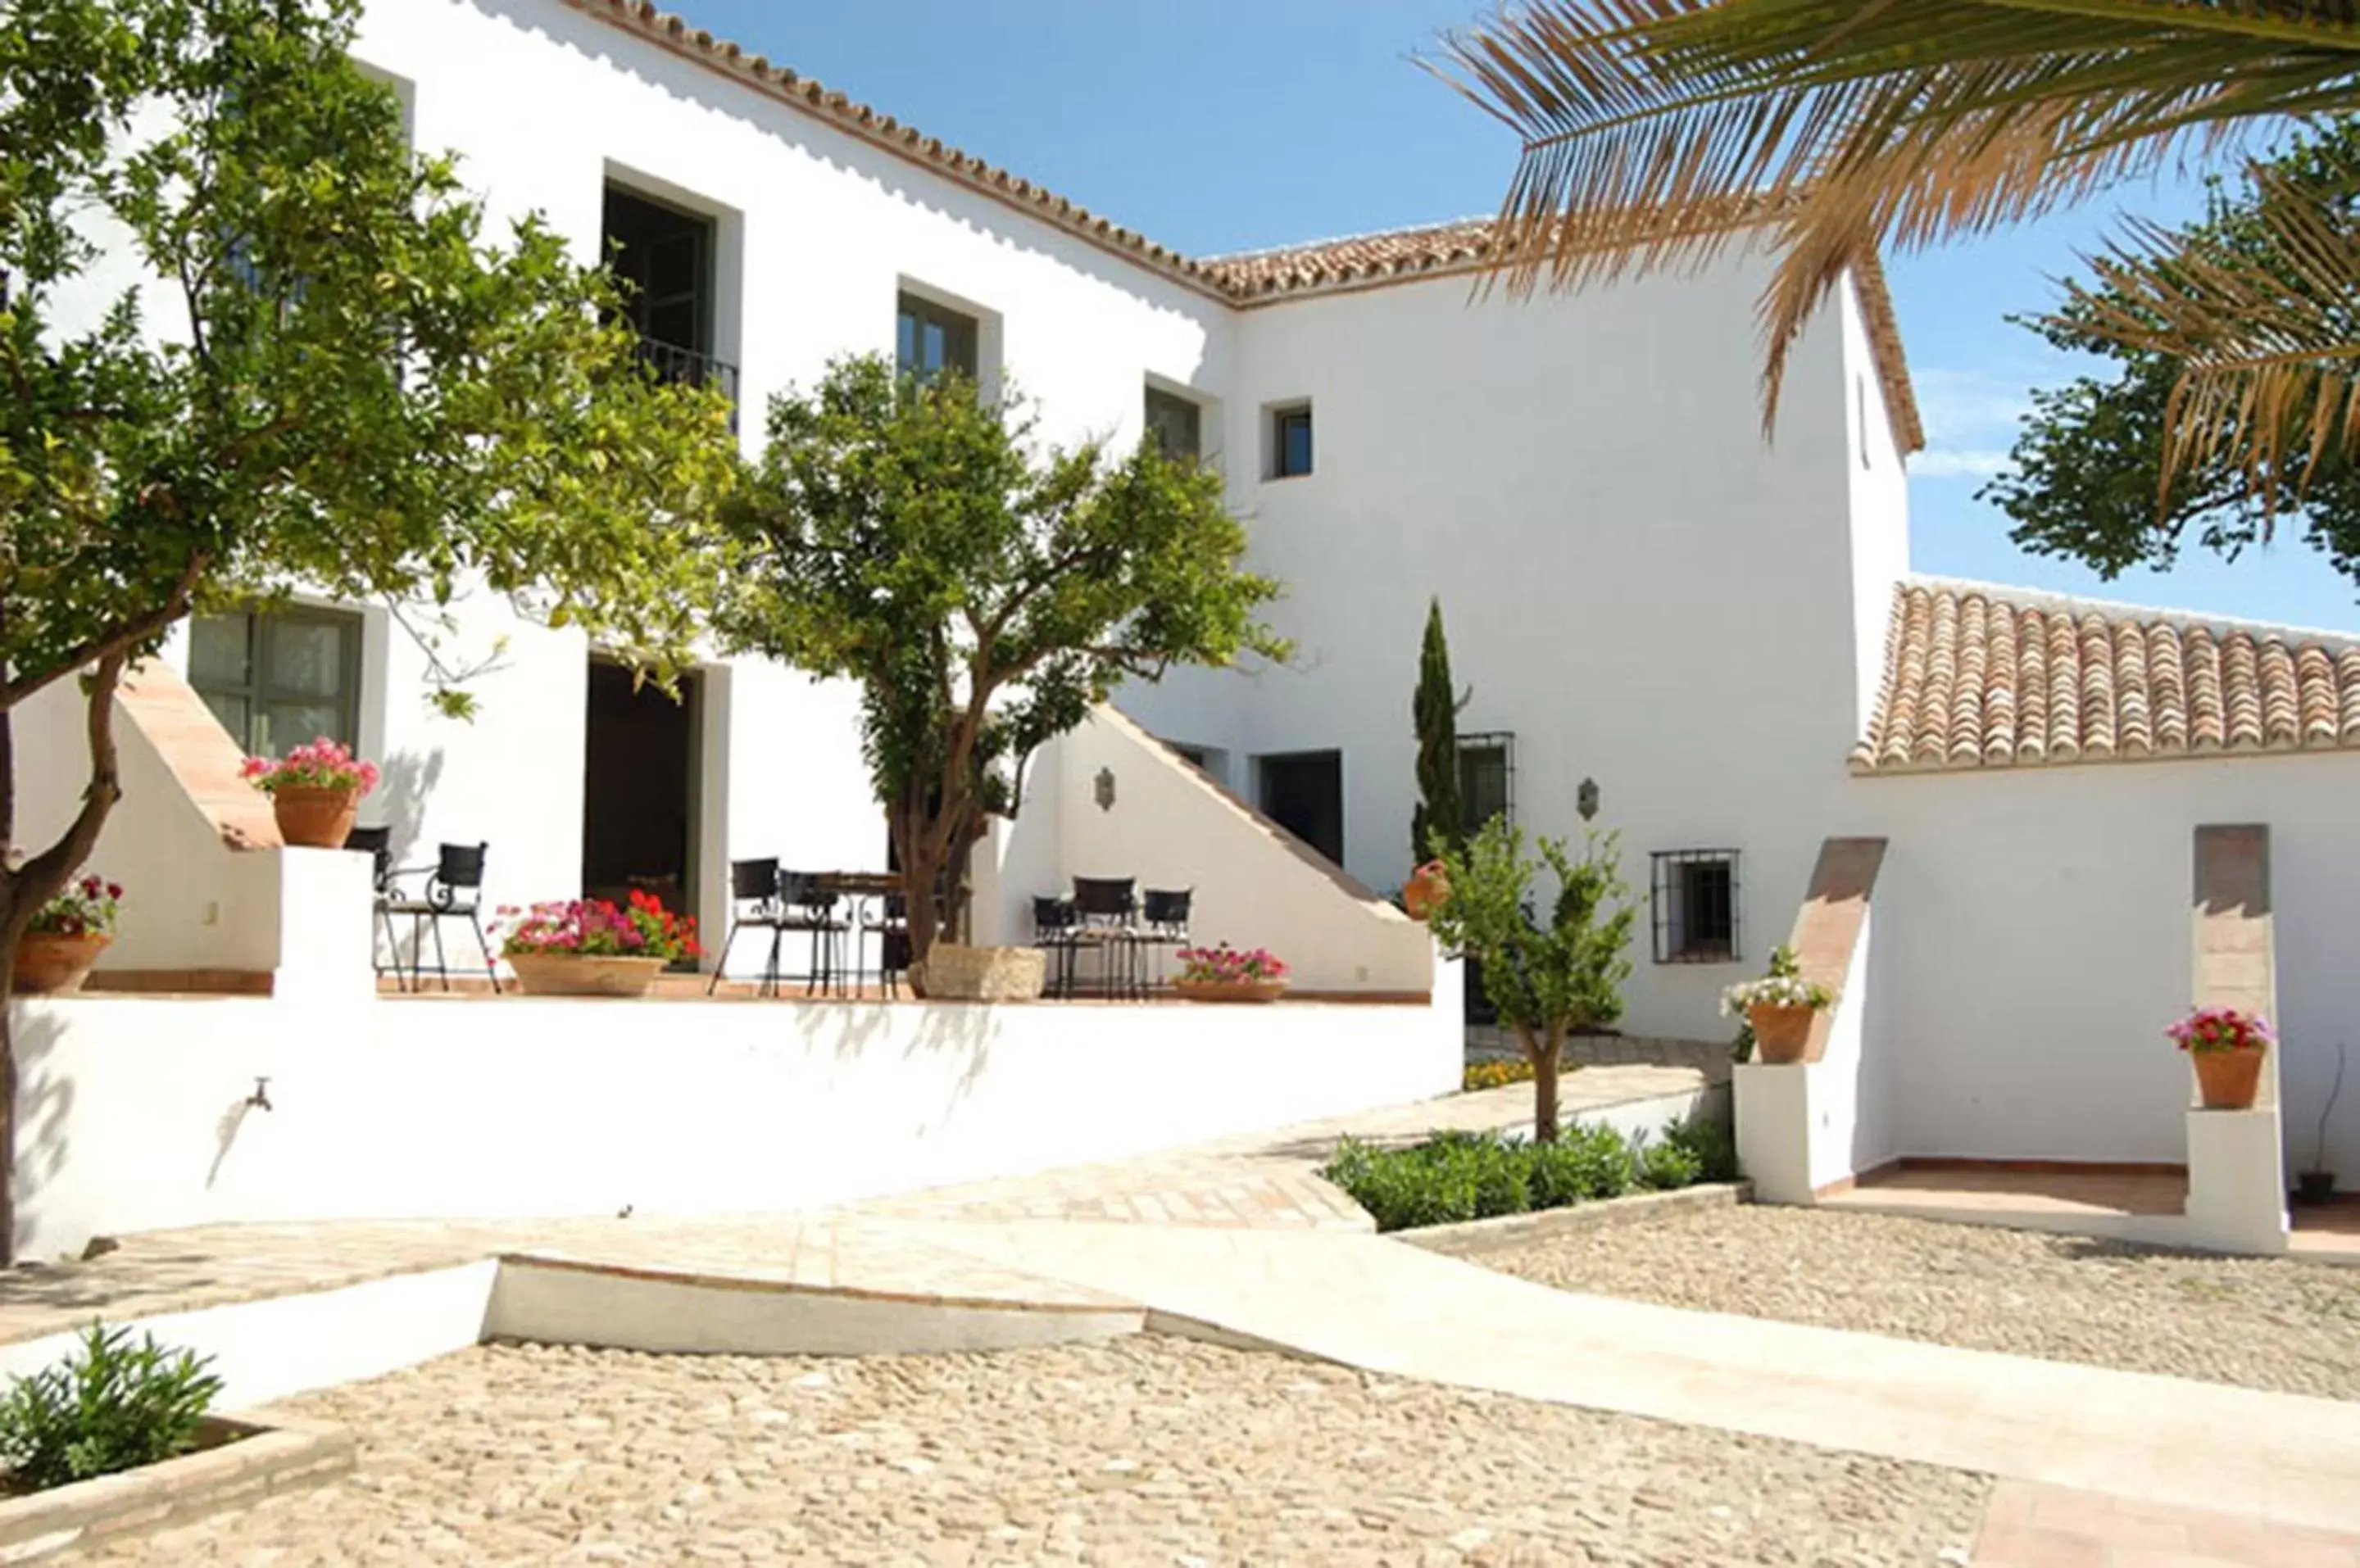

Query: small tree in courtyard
<box><xmin>716</xmin><ymin>356</ymin><xmax>1285</xmax><ymax>975</ymax></box>
<box><xmin>1427</xmin><ymin>816</ymin><xmax>1636</xmax><ymax>1143</ymax></box>
<box><xmin>1410</xmin><ymin>596</ymin><xmax>1464</xmax><ymax>867</ymax></box>
<box><xmin>0</xmin><ymin>0</ymin><xmax>738</xmax><ymax>1253</ymax></box>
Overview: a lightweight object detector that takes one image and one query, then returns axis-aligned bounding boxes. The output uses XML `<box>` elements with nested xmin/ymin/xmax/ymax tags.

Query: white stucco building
<box><xmin>22</xmin><ymin>0</ymin><xmax>2360</xmax><ymax>1234</ymax></box>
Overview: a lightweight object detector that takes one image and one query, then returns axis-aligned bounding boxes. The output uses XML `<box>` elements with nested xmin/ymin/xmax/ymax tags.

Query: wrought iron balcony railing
<box><xmin>633</xmin><ymin>336</ymin><xmax>741</xmax><ymax>431</ymax></box>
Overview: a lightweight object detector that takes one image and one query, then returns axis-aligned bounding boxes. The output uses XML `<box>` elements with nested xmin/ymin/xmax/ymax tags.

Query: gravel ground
<box><xmin>90</xmin><ymin>1336</ymin><xmax>1989</xmax><ymax>1567</ymax></box>
<box><xmin>1481</xmin><ymin>1204</ymin><xmax>2360</xmax><ymax>1401</ymax></box>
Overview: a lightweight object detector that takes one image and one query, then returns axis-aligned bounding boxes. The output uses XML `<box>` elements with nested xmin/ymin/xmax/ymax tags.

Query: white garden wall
<box><xmin>1848</xmin><ymin>752</ymin><xmax>2360</xmax><ymax>1184</ymax></box>
<box><xmin>9</xmin><ymin>977</ymin><xmax>1459</xmax><ymax>1262</ymax></box>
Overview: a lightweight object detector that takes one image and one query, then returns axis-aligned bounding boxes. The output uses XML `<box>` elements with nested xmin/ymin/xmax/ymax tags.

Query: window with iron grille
<box><xmin>1456</xmin><ymin>732</ymin><xmax>1514</xmax><ymax>829</ymax></box>
<box><xmin>1650</xmin><ymin>850</ymin><xmax>1740</xmax><ymax>963</ymax></box>
<box><xmin>1145</xmin><ymin>385</ymin><xmax>1202</xmax><ymax>462</ymax></box>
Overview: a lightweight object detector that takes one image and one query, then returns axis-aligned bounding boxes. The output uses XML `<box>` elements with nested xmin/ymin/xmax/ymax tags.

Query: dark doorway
<box><xmin>1258</xmin><ymin>750</ymin><xmax>1345</xmax><ymax>867</ymax></box>
<box><xmin>602</xmin><ymin>184</ymin><xmax>712</xmax><ymax>359</ymax></box>
<box><xmin>582</xmin><ymin>661</ymin><xmax>700</xmax><ymax>939</ymax></box>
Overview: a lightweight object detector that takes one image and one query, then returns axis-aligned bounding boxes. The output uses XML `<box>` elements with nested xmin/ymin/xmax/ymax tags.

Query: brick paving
<box><xmin>1972</xmin><ymin>1480</ymin><xmax>2360</xmax><ymax>1567</ymax></box>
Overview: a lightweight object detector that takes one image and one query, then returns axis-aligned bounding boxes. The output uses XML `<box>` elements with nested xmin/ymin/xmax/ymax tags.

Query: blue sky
<box><xmin>694</xmin><ymin>0</ymin><xmax>2358</xmax><ymax>632</ymax></box>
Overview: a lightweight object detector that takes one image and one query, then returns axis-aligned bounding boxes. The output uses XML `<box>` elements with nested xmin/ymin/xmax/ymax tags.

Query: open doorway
<box><xmin>1256</xmin><ymin>750</ymin><xmax>1345</xmax><ymax>868</ymax></box>
<box><xmin>582</xmin><ymin>660</ymin><xmax>701</xmax><ymax>949</ymax></box>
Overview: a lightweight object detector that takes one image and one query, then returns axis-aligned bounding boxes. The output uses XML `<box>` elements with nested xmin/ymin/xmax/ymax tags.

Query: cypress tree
<box><xmin>1411</xmin><ymin>596</ymin><xmax>1464</xmax><ymax>866</ymax></box>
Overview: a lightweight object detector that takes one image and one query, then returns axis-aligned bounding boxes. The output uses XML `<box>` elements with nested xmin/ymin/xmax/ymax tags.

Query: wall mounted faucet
<box><xmin>247</xmin><ymin>1076</ymin><xmax>273</xmax><ymax>1113</ymax></box>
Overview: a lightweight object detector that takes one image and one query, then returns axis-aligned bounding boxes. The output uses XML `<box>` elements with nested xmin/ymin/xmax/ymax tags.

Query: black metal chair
<box><xmin>1070</xmin><ymin>876</ymin><xmax>1141</xmax><ymax>999</ymax></box>
<box><xmin>709</xmin><ymin>858</ymin><xmax>787</xmax><ymax>996</ymax></box>
<box><xmin>778</xmin><ymin>871</ymin><xmax>849</xmax><ymax>996</ymax></box>
<box><xmin>862</xmin><ymin>890</ymin><xmax>910</xmax><ymax>998</ymax></box>
<box><xmin>346</xmin><ymin>826</ymin><xmax>404</xmax><ymax>990</ymax></box>
<box><xmin>381</xmin><ymin>842</ymin><xmax>501</xmax><ymax>994</ymax></box>
<box><xmin>1137</xmin><ymin>887</ymin><xmax>1194</xmax><ymax>993</ymax></box>
<box><xmin>1032</xmin><ymin>895</ymin><xmax>1082</xmax><ymax>999</ymax></box>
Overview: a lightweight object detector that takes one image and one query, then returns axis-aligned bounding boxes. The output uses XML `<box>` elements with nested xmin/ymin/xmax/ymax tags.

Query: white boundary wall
<box><xmin>9</xmin><ymin>978</ymin><xmax>1460</xmax><ymax>1262</ymax></box>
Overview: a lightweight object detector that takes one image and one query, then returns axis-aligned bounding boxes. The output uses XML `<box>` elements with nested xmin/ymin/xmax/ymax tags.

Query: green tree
<box><xmin>1427</xmin><ymin>816</ymin><xmax>1636</xmax><ymax>1144</ymax></box>
<box><xmin>1410</xmin><ymin>596</ymin><xmax>1464</xmax><ymax>868</ymax></box>
<box><xmin>2</xmin><ymin>0</ymin><xmax>738</xmax><ymax>1250</ymax></box>
<box><xmin>1988</xmin><ymin>119</ymin><xmax>2360</xmax><ymax>580</ymax></box>
<box><xmin>715</xmin><ymin>356</ymin><xmax>1286</xmax><ymax>976</ymax></box>
<box><xmin>1434</xmin><ymin>1</ymin><xmax>2360</xmax><ymax>504</ymax></box>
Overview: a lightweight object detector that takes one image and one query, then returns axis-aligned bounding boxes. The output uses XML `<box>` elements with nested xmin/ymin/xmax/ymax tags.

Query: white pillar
<box><xmin>2184</xmin><ymin>1107</ymin><xmax>2289</xmax><ymax>1254</ymax></box>
<box><xmin>1734</xmin><ymin>1063</ymin><xmax>1813</xmax><ymax>1204</ymax></box>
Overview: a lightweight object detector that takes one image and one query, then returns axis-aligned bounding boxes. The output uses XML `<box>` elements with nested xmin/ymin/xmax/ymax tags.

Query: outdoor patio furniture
<box><xmin>1137</xmin><ymin>886</ymin><xmax>1193</xmax><ymax>991</ymax></box>
<box><xmin>709</xmin><ymin>857</ymin><xmax>787</xmax><ymax>997</ymax></box>
<box><xmin>778</xmin><ymin>871</ymin><xmax>850</xmax><ymax>996</ymax></box>
<box><xmin>346</xmin><ymin>825</ymin><xmax>406</xmax><ymax>990</ymax></box>
<box><xmin>1070</xmin><ymin>876</ymin><xmax>1143</xmax><ymax>999</ymax></box>
<box><xmin>380</xmin><ymin>841</ymin><xmax>501</xmax><ymax>994</ymax></box>
<box><xmin>862</xmin><ymin>890</ymin><xmax>910</xmax><ymax>997</ymax></box>
<box><xmin>1032</xmin><ymin>895</ymin><xmax>1082</xmax><ymax>998</ymax></box>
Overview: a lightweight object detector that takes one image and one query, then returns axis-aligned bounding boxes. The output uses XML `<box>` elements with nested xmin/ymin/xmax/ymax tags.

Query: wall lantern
<box><xmin>1095</xmin><ymin>766</ymin><xmax>1117</xmax><ymax>812</ymax></box>
<box><xmin>1577</xmin><ymin>777</ymin><xmax>1600</xmax><ymax>822</ymax></box>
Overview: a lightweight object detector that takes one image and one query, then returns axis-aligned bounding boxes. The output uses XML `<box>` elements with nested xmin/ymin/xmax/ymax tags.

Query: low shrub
<box><xmin>0</xmin><ymin>1321</ymin><xmax>223</xmax><ymax>1492</ymax></box>
<box><xmin>1323</xmin><ymin>1116</ymin><xmax>1733</xmax><ymax>1233</ymax></box>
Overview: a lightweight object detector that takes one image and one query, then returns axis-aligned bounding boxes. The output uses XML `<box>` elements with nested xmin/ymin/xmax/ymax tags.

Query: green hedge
<box><xmin>1321</xmin><ymin>1117</ymin><xmax>1737</xmax><ymax>1234</ymax></box>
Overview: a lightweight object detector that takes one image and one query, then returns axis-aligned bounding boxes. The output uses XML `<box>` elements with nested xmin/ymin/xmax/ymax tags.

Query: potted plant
<box><xmin>15</xmin><ymin>874</ymin><xmax>124</xmax><ymax>995</ymax></box>
<box><xmin>2170</xmin><ymin>1005</ymin><xmax>2274</xmax><ymax>1112</ymax></box>
<box><xmin>494</xmin><ymin>891</ymin><xmax>699</xmax><ymax>997</ymax></box>
<box><xmin>240</xmin><ymin>737</ymin><xmax>382</xmax><ymax>850</ymax></box>
<box><xmin>1402</xmin><ymin>859</ymin><xmax>1451</xmax><ymax>922</ymax></box>
<box><xmin>1719</xmin><ymin>945</ymin><xmax>1836</xmax><ymax>1065</ymax></box>
<box><xmin>1173</xmin><ymin>942</ymin><xmax>1290</xmax><ymax>1004</ymax></box>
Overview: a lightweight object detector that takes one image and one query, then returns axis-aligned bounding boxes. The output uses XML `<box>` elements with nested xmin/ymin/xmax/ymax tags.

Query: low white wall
<box><xmin>9</xmin><ymin>983</ymin><xmax>1460</xmax><ymax>1262</ymax></box>
<box><xmin>982</xmin><ymin>707</ymin><xmax>1432</xmax><ymax>995</ymax></box>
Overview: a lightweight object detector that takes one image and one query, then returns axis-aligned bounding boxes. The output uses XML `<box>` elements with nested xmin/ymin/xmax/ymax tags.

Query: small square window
<box><xmin>1651</xmin><ymin>850</ymin><xmax>1740</xmax><ymax>963</ymax></box>
<box><xmin>1457</xmin><ymin>732</ymin><xmax>1514</xmax><ymax>830</ymax></box>
<box><xmin>1145</xmin><ymin>385</ymin><xmax>1201</xmax><ymax>462</ymax></box>
<box><xmin>896</xmin><ymin>291</ymin><xmax>979</xmax><ymax>385</ymax></box>
<box><xmin>1269</xmin><ymin>402</ymin><xmax>1313</xmax><ymax>478</ymax></box>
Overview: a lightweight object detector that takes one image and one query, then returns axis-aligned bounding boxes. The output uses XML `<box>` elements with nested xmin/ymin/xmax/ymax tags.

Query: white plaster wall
<box><xmin>1803</xmin><ymin>907</ymin><xmax>1890</xmax><ymax>1190</ymax></box>
<box><xmin>990</xmin><ymin>707</ymin><xmax>1432</xmax><ymax>995</ymax></box>
<box><xmin>7</xmin><ymin>986</ymin><xmax>1460</xmax><ymax>1262</ymax></box>
<box><xmin>1120</xmin><ymin>257</ymin><xmax>1894</xmax><ymax>1041</ymax></box>
<box><xmin>1851</xmin><ymin>753</ymin><xmax>2360</xmax><ymax>1183</ymax></box>
<box><xmin>1840</xmin><ymin>275</ymin><xmax>1914</xmax><ymax>737</ymax></box>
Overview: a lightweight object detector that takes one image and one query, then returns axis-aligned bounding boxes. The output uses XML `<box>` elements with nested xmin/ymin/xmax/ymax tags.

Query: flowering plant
<box><xmin>239</xmin><ymin>737</ymin><xmax>380</xmax><ymax>797</ymax></box>
<box><xmin>1720</xmin><ymin>945</ymin><xmax>1835</xmax><ymax>1016</ymax></box>
<box><xmin>1176</xmin><ymin>943</ymin><xmax>1288</xmax><ymax>985</ymax></box>
<box><xmin>2167</xmin><ymin>1006</ymin><xmax>2272</xmax><ymax>1056</ymax></box>
<box><xmin>27</xmin><ymin>875</ymin><xmax>124</xmax><ymax>938</ymax></box>
<box><xmin>493</xmin><ymin>891</ymin><xmax>700</xmax><ymax>963</ymax></box>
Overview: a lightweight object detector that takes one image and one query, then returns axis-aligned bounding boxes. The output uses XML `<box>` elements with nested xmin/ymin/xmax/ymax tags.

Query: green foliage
<box><xmin>1428</xmin><ymin>815</ymin><xmax>1635</xmax><ymax>1051</ymax></box>
<box><xmin>1322</xmin><ymin>1118</ymin><xmax>1723</xmax><ymax>1234</ymax></box>
<box><xmin>715</xmin><ymin>356</ymin><xmax>1286</xmax><ymax>961</ymax></box>
<box><xmin>0</xmin><ymin>1322</ymin><xmax>222</xmax><ymax>1491</ymax></box>
<box><xmin>1985</xmin><ymin>118</ymin><xmax>2360</xmax><ymax>588</ymax></box>
<box><xmin>1410</xmin><ymin>596</ymin><xmax>1463</xmax><ymax>865</ymax></box>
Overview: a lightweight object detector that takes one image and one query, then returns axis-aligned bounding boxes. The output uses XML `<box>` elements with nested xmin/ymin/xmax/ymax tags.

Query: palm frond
<box><xmin>2059</xmin><ymin>161</ymin><xmax>2360</xmax><ymax>517</ymax></box>
<box><xmin>1432</xmin><ymin>0</ymin><xmax>2360</xmax><ymax>427</ymax></box>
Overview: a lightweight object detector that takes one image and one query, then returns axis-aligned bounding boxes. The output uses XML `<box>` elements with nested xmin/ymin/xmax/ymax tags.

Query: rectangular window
<box><xmin>1269</xmin><ymin>403</ymin><xmax>1313</xmax><ymax>478</ymax></box>
<box><xmin>1144</xmin><ymin>385</ymin><xmax>1202</xmax><ymax>462</ymax></box>
<box><xmin>1256</xmin><ymin>749</ymin><xmax>1344</xmax><ymax>867</ymax></box>
<box><xmin>1457</xmin><ymin>732</ymin><xmax>1514</xmax><ymax>831</ymax></box>
<box><xmin>189</xmin><ymin>608</ymin><xmax>363</xmax><ymax>759</ymax></box>
<box><xmin>896</xmin><ymin>291</ymin><xmax>979</xmax><ymax>385</ymax></box>
<box><xmin>1650</xmin><ymin>850</ymin><xmax>1740</xmax><ymax>963</ymax></box>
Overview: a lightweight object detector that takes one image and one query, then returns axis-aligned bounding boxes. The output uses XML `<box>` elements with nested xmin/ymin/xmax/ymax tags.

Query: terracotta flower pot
<box><xmin>1174</xmin><ymin>977</ymin><xmax>1288</xmax><ymax>1004</ymax></box>
<box><xmin>2191</xmin><ymin>1045</ymin><xmax>2267</xmax><ymax>1111</ymax></box>
<box><xmin>13</xmin><ymin>932</ymin><xmax>111</xmax><ymax>995</ymax></box>
<box><xmin>271</xmin><ymin>785</ymin><xmax>360</xmax><ymax>850</ymax></box>
<box><xmin>1747</xmin><ymin>1003</ymin><xmax>1818</xmax><ymax>1064</ymax></box>
<box><xmin>1402</xmin><ymin>861</ymin><xmax>1450</xmax><ymax>922</ymax></box>
<box><xmin>505</xmin><ymin>952</ymin><xmax>665</xmax><ymax>997</ymax></box>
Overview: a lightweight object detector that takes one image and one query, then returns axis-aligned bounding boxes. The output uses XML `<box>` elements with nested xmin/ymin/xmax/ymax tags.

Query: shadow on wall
<box><xmin>11</xmin><ymin>1008</ymin><xmax>72</xmax><ymax>1265</ymax></box>
<box><xmin>370</xmin><ymin>749</ymin><xmax>447</xmax><ymax>864</ymax></box>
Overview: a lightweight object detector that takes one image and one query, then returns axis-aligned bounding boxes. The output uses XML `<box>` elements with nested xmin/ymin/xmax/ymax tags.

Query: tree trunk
<box><xmin>0</xmin><ymin>656</ymin><xmax>133</xmax><ymax>1262</ymax></box>
<box><xmin>1518</xmin><ymin>1021</ymin><xmax>1563</xmax><ymax>1144</ymax></box>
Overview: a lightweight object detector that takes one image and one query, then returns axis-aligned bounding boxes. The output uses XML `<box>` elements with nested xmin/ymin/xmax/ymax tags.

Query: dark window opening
<box><xmin>1457</xmin><ymin>732</ymin><xmax>1514</xmax><ymax>831</ymax></box>
<box><xmin>1145</xmin><ymin>386</ymin><xmax>1202</xmax><ymax>462</ymax></box>
<box><xmin>602</xmin><ymin>184</ymin><xmax>737</xmax><ymax>419</ymax></box>
<box><xmin>1257</xmin><ymin>750</ymin><xmax>1344</xmax><ymax>867</ymax></box>
<box><xmin>1271</xmin><ymin>403</ymin><xmax>1313</xmax><ymax>478</ymax></box>
<box><xmin>190</xmin><ymin>609</ymin><xmax>361</xmax><ymax>758</ymax></box>
<box><xmin>896</xmin><ymin>291</ymin><xmax>979</xmax><ymax>386</ymax></box>
<box><xmin>1651</xmin><ymin>850</ymin><xmax>1740</xmax><ymax>963</ymax></box>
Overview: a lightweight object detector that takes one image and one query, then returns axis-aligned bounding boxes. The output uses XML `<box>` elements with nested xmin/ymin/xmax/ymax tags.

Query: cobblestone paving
<box><xmin>86</xmin><ymin>1338</ymin><xmax>1991</xmax><ymax>1567</ymax></box>
<box><xmin>1480</xmin><ymin>1203</ymin><xmax>2360</xmax><ymax>1402</ymax></box>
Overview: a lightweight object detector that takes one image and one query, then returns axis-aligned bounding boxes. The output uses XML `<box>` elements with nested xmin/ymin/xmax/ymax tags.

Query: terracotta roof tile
<box><xmin>562</xmin><ymin>2</ymin><xmax>1924</xmax><ymax>452</ymax></box>
<box><xmin>1851</xmin><ymin>582</ymin><xmax>2360</xmax><ymax>775</ymax></box>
